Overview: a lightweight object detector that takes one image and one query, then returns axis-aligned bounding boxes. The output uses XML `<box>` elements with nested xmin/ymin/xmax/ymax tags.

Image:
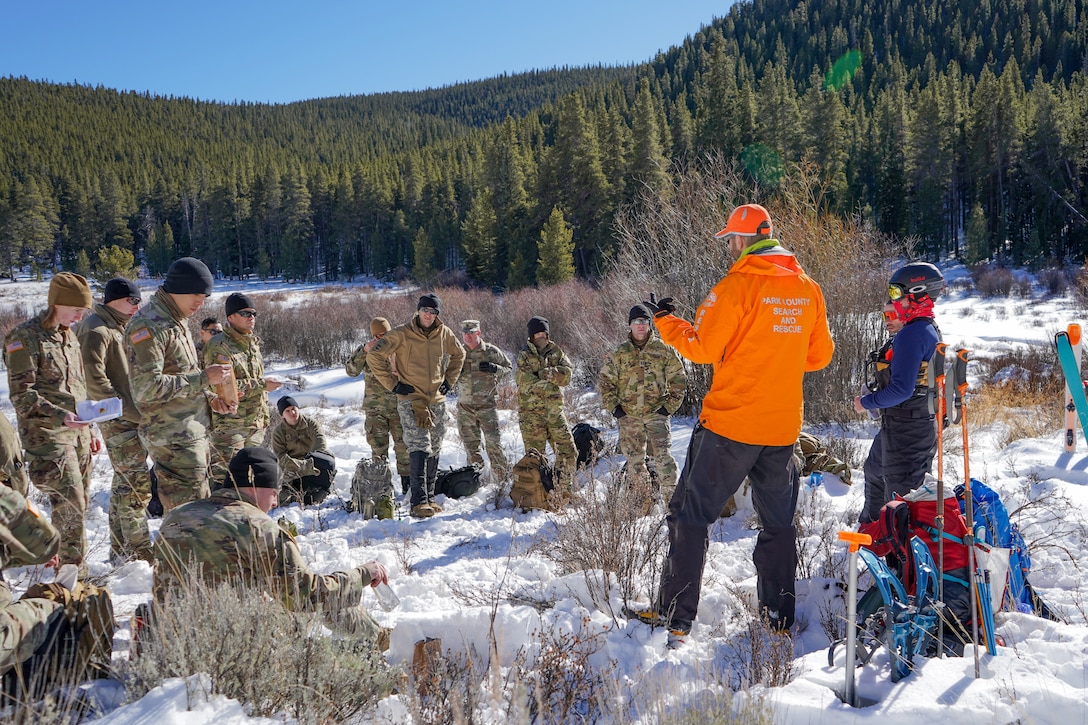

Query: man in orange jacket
<box><xmin>633</xmin><ymin>203</ymin><xmax>834</xmax><ymax>639</ymax></box>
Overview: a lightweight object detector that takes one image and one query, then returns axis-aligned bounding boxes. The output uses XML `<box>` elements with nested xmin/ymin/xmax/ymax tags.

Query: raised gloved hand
<box><xmin>643</xmin><ymin>293</ymin><xmax>677</xmax><ymax>319</ymax></box>
<box><xmin>392</xmin><ymin>382</ymin><xmax>415</xmax><ymax>396</ymax></box>
<box><xmin>656</xmin><ymin>406</ymin><xmax>669</xmax><ymax>416</ymax></box>
<box><xmin>438</xmin><ymin>380</ymin><xmax>451</xmax><ymax>395</ymax></box>
<box><xmin>479</xmin><ymin>361</ymin><xmax>499</xmax><ymax>373</ymax></box>
<box><xmin>612</xmin><ymin>405</ymin><xmax>626</xmax><ymax>419</ymax></box>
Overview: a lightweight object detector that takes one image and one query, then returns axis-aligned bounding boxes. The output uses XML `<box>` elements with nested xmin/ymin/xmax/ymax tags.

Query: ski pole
<box><xmin>932</xmin><ymin>342</ymin><xmax>948</xmax><ymax>651</ymax></box>
<box><xmin>954</xmin><ymin>347</ymin><xmax>980</xmax><ymax>678</ymax></box>
<box><xmin>837</xmin><ymin>530</ymin><xmax>872</xmax><ymax>707</ymax></box>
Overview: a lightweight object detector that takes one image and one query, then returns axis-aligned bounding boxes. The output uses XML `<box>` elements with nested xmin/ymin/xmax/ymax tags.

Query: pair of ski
<box><xmin>1056</xmin><ymin>324</ymin><xmax>1087</xmax><ymax>452</ymax></box>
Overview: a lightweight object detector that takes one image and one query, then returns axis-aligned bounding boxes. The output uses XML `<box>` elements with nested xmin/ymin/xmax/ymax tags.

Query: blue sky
<box><xmin>1</xmin><ymin>1</ymin><xmax>730</xmax><ymax>104</ymax></box>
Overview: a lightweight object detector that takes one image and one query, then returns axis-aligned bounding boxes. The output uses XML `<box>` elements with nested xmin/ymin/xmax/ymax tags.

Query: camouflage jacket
<box><xmin>456</xmin><ymin>341</ymin><xmax>511</xmax><ymax>407</ymax></box>
<box><xmin>4</xmin><ymin>311</ymin><xmax>87</xmax><ymax>447</ymax></box>
<box><xmin>76</xmin><ymin>303</ymin><xmax>142</xmax><ymax>425</ymax></box>
<box><xmin>599</xmin><ymin>332</ymin><xmax>688</xmax><ymax>417</ymax></box>
<box><xmin>271</xmin><ymin>414</ymin><xmax>327</xmax><ymax>478</ymax></box>
<box><xmin>0</xmin><ymin>414</ymin><xmax>29</xmax><ymax>496</ymax></box>
<box><xmin>515</xmin><ymin>338</ymin><xmax>572</xmax><ymax>413</ymax></box>
<box><xmin>0</xmin><ymin>483</ymin><xmax>59</xmax><ymax>572</ymax></box>
<box><xmin>204</xmin><ymin>323</ymin><xmax>270</xmax><ymax>431</ymax></box>
<box><xmin>153</xmin><ymin>487</ymin><xmax>375</xmax><ymax>612</ymax></box>
<box><xmin>125</xmin><ymin>288</ymin><xmax>211</xmax><ymax>437</ymax></box>
<box><xmin>345</xmin><ymin>342</ymin><xmax>399</xmax><ymax>414</ymax></box>
<box><xmin>367</xmin><ymin>314</ymin><xmax>465</xmax><ymax>404</ymax></box>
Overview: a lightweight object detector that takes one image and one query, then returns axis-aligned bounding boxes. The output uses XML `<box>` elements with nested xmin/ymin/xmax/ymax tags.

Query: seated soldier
<box><xmin>270</xmin><ymin>396</ymin><xmax>336</xmax><ymax>505</ymax></box>
<box><xmin>0</xmin><ymin>484</ymin><xmax>112</xmax><ymax>698</ymax></box>
<box><xmin>153</xmin><ymin>447</ymin><xmax>389</xmax><ymax>648</ymax></box>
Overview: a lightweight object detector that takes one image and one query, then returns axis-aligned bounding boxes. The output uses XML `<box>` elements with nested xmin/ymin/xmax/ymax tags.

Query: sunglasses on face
<box><xmin>420</xmin><ymin>307</ymin><xmax>439</xmax><ymax>315</ymax></box>
<box><xmin>126</xmin><ymin>296</ymin><xmax>141</xmax><ymax>305</ymax></box>
<box><xmin>631</xmin><ymin>318</ymin><xmax>651</xmax><ymax>326</ymax></box>
<box><xmin>236</xmin><ymin>310</ymin><xmax>258</xmax><ymax>319</ymax></box>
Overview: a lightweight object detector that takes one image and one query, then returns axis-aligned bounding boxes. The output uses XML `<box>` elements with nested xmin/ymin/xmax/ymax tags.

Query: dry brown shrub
<box><xmin>972</xmin><ymin>265</ymin><xmax>1016</xmax><ymax>297</ymax></box>
<box><xmin>612</xmin><ymin>156</ymin><xmax>903</xmax><ymax>425</ymax></box>
<box><xmin>968</xmin><ymin>346</ymin><xmax>1063</xmax><ymax>445</ymax></box>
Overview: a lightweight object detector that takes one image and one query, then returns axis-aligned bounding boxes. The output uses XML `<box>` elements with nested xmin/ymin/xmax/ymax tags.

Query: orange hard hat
<box><xmin>715</xmin><ymin>204</ymin><xmax>773</xmax><ymax>238</ymax></box>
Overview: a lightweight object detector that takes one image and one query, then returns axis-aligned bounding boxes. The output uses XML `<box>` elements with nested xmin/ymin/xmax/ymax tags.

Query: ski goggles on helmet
<box><xmin>887</xmin><ymin>284</ymin><xmax>905</xmax><ymax>301</ymax></box>
<box><xmin>888</xmin><ymin>281</ymin><xmax>932</xmax><ymax>301</ymax></box>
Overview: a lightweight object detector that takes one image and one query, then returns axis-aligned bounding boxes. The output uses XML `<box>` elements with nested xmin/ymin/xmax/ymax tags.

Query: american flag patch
<box><xmin>5</xmin><ymin>340</ymin><xmax>23</xmax><ymax>353</ymax></box>
<box><xmin>129</xmin><ymin>328</ymin><xmax>152</xmax><ymax>345</ymax></box>
<box><xmin>216</xmin><ymin>353</ymin><xmax>231</xmax><ymax>364</ymax></box>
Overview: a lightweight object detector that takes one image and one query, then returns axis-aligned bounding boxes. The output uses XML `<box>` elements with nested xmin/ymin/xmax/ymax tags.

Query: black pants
<box><xmin>656</xmin><ymin>426</ymin><xmax>799</xmax><ymax>631</ymax></box>
<box><xmin>860</xmin><ymin>411</ymin><xmax>936</xmax><ymax>523</ymax></box>
<box><xmin>283</xmin><ymin>468</ymin><xmax>333</xmax><ymax>506</ymax></box>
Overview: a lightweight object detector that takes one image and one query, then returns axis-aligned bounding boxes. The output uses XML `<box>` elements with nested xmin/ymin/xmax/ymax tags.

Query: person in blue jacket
<box><xmin>854</xmin><ymin>262</ymin><xmax>944</xmax><ymax>523</ymax></box>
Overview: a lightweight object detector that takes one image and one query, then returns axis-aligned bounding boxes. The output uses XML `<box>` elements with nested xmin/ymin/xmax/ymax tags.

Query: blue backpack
<box><xmin>957</xmin><ymin>479</ymin><xmax>1060</xmax><ymax>621</ymax></box>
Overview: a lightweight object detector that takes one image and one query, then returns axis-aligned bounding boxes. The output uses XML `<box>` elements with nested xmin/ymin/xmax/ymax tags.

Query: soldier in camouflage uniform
<box><xmin>367</xmin><ymin>294</ymin><xmax>465</xmax><ymax>518</ymax></box>
<box><xmin>345</xmin><ymin>317</ymin><xmax>410</xmax><ymax>493</ymax></box>
<box><xmin>204</xmin><ymin>293</ymin><xmax>282</xmax><ymax>485</ymax></box>
<box><xmin>0</xmin><ymin>483</ymin><xmax>65</xmax><ymax>677</ymax></box>
<box><xmin>125</xmin><ymin>258</ymin><xmax>234</xmax><ymax>514</ymax></box>
<box><xmin>455</xmin><ymin>320</ymin><xmax>512</xmax><ymax>476</ymax></box>
<box><xmin>0</xmin><ymin>413</ymin><xmax>30</xmax><ymax>496</ymax></box>
<box><xmin>515</xmin><ymin>316</ymin><xmax>577</xmax><ymax>485</ymax></box>
<box><xmin>599</xmin><ymin>304</ymin><xmax>688</xmax><ymax>500</ymax></box>
<box><xmin>4</xmin><ymin>273</ymin><xmax>99</xmax><ymax>573</ymax></box>
<box><xmin>76</xmin><ymin>277</ymin><xmax>154</xmax><ymax>562</ymax></box>
<box><xmin>153</xmin><ymin>447</ymin><xmax>389</xmax><ymax>647</ymax></box>
<box><xmin>271</xmin><ymin>395</ymin><xmax>334</xmax><ymax>505</ymax></box>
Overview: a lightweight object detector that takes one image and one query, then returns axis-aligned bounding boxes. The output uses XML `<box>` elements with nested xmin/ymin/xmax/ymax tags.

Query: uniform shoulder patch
<box><xmin>129</xmin><ymin>327</ymin><xmax>152</xmax><ymax>345</ymax></box>
<box><xmin>5</xmin><ymin>340</ymin><xmax>23</xmax><ymax>354</ymax></box>
<box><xmin>216</xmin><ymin>353</ymin><xmax>231</xmax><ymax>364</ymax></box>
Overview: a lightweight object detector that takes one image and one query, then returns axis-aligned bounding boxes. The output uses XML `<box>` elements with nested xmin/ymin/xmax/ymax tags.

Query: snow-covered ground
<box><xmin>1</xmin><ymin>268</ymin><xmax>1086</xmax><ymax>723</ymax></box>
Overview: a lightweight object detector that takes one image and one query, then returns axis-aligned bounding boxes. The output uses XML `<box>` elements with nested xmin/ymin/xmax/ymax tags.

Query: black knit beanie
<box><xmin>527</xmin><ymin>316</ymin><xmax>550</xmax><ymax>337</ymax></box>
<box><xmin>417</xmin><ymin>293</ymin><xmax>441</xmax><ymax>312</ymax></box>
<box><xmin>104</xmin><ymin>278</ymin><xmax>141</xmax><ymax>304</ymax></box>
<box><xmin>277</xmin><ymin>396</ymin><xmax>299</xmax><ymax>416</ymax></box>
<box><xmin>225</xmin><ymin>292</ymin><xmax>255</xmax><ymax>317</ymax></box>
<box><xmin>229</xmin><ymin>447</ymin><xmax>279</xmax><ymax>489</ymax></box>
<box><xmin>628</xmin><ymin>304</ymin><xmax>652</xmax><ymax>324</ymax></box>
<box><xmin>162</xmin><ymin>257</ymin><xmax>214</xmax><ymax>296</ymax></box>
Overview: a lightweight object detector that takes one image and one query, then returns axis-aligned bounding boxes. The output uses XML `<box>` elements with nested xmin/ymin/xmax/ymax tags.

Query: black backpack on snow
<box><xmin>435</xmin><ymin>465</ymin><xmax>482</xmax><ymax>499</ymax></box>
<box><xmin>571</xmin><ymin>422</ymin><xmax>604</xmax><ymax>468</ymax></box>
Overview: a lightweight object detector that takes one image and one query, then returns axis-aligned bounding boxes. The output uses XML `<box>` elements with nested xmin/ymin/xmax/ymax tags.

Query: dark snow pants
<box><xmin>860</xmin><ymin>407</ymin><xmax>936</xmax><ymax>524</ymax></box>
<box><xmin>655</xmin><ymin>425</ymin><xmax>799</xmax><ymax>632</ymax></box>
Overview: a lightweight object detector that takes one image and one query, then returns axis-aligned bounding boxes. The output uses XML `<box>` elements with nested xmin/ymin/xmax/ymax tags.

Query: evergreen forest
<box><xmin>2</xmin><ymin>0</ymin><xmax>1087</xmax><ymax>286</ymax></box>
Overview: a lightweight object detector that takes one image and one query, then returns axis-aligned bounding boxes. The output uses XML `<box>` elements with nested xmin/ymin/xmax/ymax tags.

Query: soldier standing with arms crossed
<box><xmin>77</xmin><ymin>277</ymin><xmax>155</xmax><ymax>563</ymax></box>
<box><xmin>125</xmin><ymin>258</ymin><xmax>234</xmax><ymax>513</ymax></box>
<box><xmin>4</xmin><ymin>273</ymin><xmax>100</xmax><ymax>576</ymax></box>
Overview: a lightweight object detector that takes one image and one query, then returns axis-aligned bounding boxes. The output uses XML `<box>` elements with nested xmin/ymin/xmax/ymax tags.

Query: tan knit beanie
<box><xmin>48</xmin><ymin>273</ymin><xmax>93</xmax><ymax>308</ymax></box>
<box><xmin>370</xmin><ymin>317</ymin><xmax>392</xmax><ymax>336</ymax></box>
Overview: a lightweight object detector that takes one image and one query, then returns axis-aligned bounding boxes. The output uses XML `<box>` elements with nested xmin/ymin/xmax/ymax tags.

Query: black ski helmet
<box><xmin>888</xmin><ymin>262</ymin><xmax>945</xmax><ymax>302</ymax></box>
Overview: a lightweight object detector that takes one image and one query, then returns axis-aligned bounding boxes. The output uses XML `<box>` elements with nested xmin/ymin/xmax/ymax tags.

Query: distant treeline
<box><xmin>2</xmin><ymin>0</ymin><xmax>1087</xmax><ymax>285</ymax></box>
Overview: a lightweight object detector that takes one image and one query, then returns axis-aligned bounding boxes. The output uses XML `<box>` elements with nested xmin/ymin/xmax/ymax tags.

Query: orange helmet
<box><xmin>715</xmin><ymin>204</ymin><xmax>773</xmax><ymax>238</ymax></box>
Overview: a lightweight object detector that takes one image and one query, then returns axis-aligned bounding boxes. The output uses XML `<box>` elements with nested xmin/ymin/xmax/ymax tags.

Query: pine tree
<box><xmin>461</xmin><ymin>190</ymin><xmax>499</xmax><ymax>287</ymax></box>
<box><xmin>536</xmin><ymin>206</ymin><xmax>575</xmax><ymax>285</ymax></box>
<box><xmin>628</xmin><ymin>79</ymin><xmax>671</xmax><ymax>198</ymax></box>
<box><xmin>1</xmin><ymin>177</ymin><xmax>58</xmax><ymax>279</ymax></box>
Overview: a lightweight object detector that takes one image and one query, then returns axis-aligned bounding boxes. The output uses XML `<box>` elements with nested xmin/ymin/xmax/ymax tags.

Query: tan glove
<box><xmin>411</xmin><ymin>399</ymin><xmax>433</xmax><ymax>429</ymax></box>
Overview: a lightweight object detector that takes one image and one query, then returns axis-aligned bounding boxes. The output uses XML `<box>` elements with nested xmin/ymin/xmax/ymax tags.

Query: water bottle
<box><xmin>373</xmin><ymin>581</ymin><xmax>401</xmax><ymax>611</ymax></box>
<box><xmin>807</xmin><ymin>471</ymin><xmax>823</xmax><ymax>489</ymax></box>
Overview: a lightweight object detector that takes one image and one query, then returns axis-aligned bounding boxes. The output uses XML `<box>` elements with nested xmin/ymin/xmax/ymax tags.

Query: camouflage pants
<box><xmin>100</xmin><ymin>418</ymin><xmax>153</xmax><ymax>559</ymax></box>
<box><xmin>139</xmin><ymin>425</ymin><xmax>211</xmax><ymax>514</ymax></box>
<box><xmin>618</xmin><ymin>413</ymin><xmax>678</xmax><ymax>497</ymax></box>
<box><xmin>25</xmin><ymin>436</ymin><xmax>92</xmax><ymax>570</ymax></box>
<box><xmin>519</xmin><ymin>406</ymin><xmax>576</xmax><ymax>483</ymax></box>
<box><xmin>208</xmin><ymin>425</ymin><xmax>266</xmax><ymax>490</ymax></box>
<box><xmin>0</xmin><ymin>594</ymin><xmax>64</xmax><ymax>676</ymax></box>
<box><xmin>457</xmin><ymin>403</ymin><xmax>509</xmax><ymax>474</ymax></box>
<box><xmin>364</xmin><ymin>406</ymin><xmax>409</xmax><ymax>476</ymax></box>
<box><xmin>396</xmin><ymin>400</ymin><xmax>447</xmax><ymax>456</ymax></box>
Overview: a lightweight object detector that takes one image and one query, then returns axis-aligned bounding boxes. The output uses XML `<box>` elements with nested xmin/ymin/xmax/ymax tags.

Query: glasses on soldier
<box><xmin>126</xmin><ymin>296</ymin><xmax>141</xmax><ymax>305</ymax></box>
<box><xmin>236</xmin><ymin>310</ymin><xmax>258</xmax><ymax>318</ymax></box>
<box><xmin>420</xmin><ymin>307</ymin><xmax>439</xmax><ymax>315</ymax></box>
<box><xmin>631</xmin><ymin>318</ymin><xmax>651</xmax><ymax>326</ymax></box>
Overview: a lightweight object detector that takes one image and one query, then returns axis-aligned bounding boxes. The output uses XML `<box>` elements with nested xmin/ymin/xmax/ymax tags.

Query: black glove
<box><xmin>392</xmin><ymin>382</ymin><xmax>415</xmax><ymax>395</ymax></box>
<box><xmin>643</xmin><ymin>293</ymin><xmax>677</xmax><ymax>319</ymax></box>
<box><xmin>479</xmin><ymin>361</ymin><xmax>499</xmax><ymax>373</ymax></box>
<box><xmin>656</xmin><ymin>406</ymin><xmax>670</xmax><ymax>416</ymax></box>
<box><xmin>439</xmin><ymin>380</ymin><xmax>451</xmax><ymax>395</ymax></box>
<box><xmin>612</xmin><ymin>405</ymin><xmax>626</xmax><ymax>419</ymax></box>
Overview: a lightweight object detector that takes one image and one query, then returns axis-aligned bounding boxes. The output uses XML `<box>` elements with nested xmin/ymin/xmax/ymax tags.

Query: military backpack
<box><xmin>435</xmin><ymin>465</ymin><xmax>482</xmax><ymax>499</ymax></box>
<box><xmin>351</xmin><ymin>456</ymin><xmax>395</xmax><ymax>519</ymax></box>
<box><xmin>510</xmin><ymin>449</ymin><xmax>555</xmax><ymax>512</ymax></box>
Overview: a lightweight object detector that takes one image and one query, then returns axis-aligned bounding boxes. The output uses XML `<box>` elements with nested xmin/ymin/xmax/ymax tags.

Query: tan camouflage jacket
<box><xmin>153</xmin><ymin>487</ymin><xmax>375</xmax><ymax>612</ymax></box>
<box><xmin>599</xmin><ymin>332</ymin><xmax>688</xmax><ymax>417</ymax></box>
<box><xmin>0</xmin><ymin>484</ymin><xmax>60</xmax><ymax>608</ymax></box>
<box><xmin>345</xmin><ymin>342</ymin><xmax>399</xmax><ymax>414</ymax></box>
<box><xmin>4</xmin><ymin>312</ymin><xmax>87</xmax><ymax>447</ymax></box>
<box><xmin>456</xmin><ymin>341</ymin><xmax>511</xmax><ymax>407</ymax></box>
<box><xmin>125</xmin><ymin>288</ymin><xmax>211</xmax><ymax>436</ymax></box>
<box><xmin>515</xmin><ymin>338</ymin><xmax>572</xmax><ymax>413</ymax></box>
<box><xmin>76</xmin><ymin>302</ymin><xmax>142</xmax><ymax>425</ymax></box>
<box><xmin>204</xmin><ymin>323</ymin><xmax>270</xmax><ymax>431</ymax></box>
<box><xmin>367</xmin><ymin>314</ymin><xmax>465</xmax><ymax>404</ymax></box>
<box><xmin>0</xmin><ymin>415</ymin><xmax>29</xmax><ymax>496</ymax></box>
<box><xmin>271</xmin><ymin>414</ymin><xmax>327</xmax><ymax>479</ymax></box>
